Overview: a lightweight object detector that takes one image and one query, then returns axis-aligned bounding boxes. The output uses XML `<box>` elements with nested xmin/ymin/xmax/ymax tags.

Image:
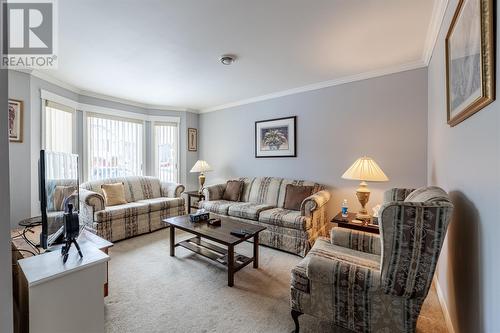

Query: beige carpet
<box><xmin>105</xmin><ymin>228</ymin><xmax>447</xmax><ymax>333</ymax></box>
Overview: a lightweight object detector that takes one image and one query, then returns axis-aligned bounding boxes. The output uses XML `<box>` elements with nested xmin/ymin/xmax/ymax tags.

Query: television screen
<box><xmin>39</xmin><ymin>150</ymin><xmax>79</xmax><ymax>249</ymax></box>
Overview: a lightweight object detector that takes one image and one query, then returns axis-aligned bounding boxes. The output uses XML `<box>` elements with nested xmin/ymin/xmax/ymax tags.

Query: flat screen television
<box><xmin>39</xmin><ymin>150</ymin><xmax>80</xmax><ymax>249</ymax></box>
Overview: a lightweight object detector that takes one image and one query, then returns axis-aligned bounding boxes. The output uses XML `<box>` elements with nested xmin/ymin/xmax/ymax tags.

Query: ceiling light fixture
<box><xmin>220</xmin><ymin>54</ymin><xmax>237</xmax><ymax>65</ymax></box>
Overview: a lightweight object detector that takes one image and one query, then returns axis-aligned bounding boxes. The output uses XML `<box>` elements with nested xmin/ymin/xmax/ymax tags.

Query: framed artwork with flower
<box><xmin>255</xmin><ymin>116</ymin><xmax>296</xmax><ymax>158</ymax></box>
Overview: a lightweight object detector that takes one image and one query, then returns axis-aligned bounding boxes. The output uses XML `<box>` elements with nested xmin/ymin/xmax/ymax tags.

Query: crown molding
<box><xmin>16</xmin><ymin>69</ymin><xmax>195</xmax><ymax>113</ymax></box>
<box><xmin>422</xmin><ymin>0</ymin><xmax>450</xmax><ymax>65</ymax></box>
<box><xmin>200</xmin><ymin>60</ymin><xmax>427</xmax><ymax>113</ymax></box>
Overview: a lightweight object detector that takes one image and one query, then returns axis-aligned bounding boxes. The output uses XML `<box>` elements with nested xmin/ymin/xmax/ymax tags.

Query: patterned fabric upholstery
<box><xmin>201</xmin><ymin>177</ymin><xmax>331</xmax><ymax>256</ymax></box>
<box><xmin>330</xmin><ymin>227</ymin><xmax>381</xmax><ymax>255</ymax></box>
<box><xmin>258</xmin><ymin>208</ymin><xmax>311</xmax><ymax>230</ymax></box>
<box><xmin>290</xmin><ymin>187</ymin><xmax>453</xmax><ymax>333</ymax></box>
<box><xmin>80</xmin><ymin>176</ymin><xmax>185</xmax><ymax>242</ymax></box>
<box><xmin>199</xmin><ymin>200</ymin><xmax>239</xmax><ymax>215</ymax></box>
<box><xmin>383</xmin><ymin>187</ymin><xmax>415</xmax><ymax>202</ymax></box>
<box><xmin>137</xmin><ymin>197</ymin><xmax>184</xmax><ymax>212</ymax></box>
<box><xmin>228</xmin><ymin>202</ymin><xmax>275</xmax><ymax>221</ymax></box>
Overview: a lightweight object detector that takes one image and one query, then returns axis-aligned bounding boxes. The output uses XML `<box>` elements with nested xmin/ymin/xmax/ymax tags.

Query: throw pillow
<box><xmin>223</xmin><ymin>180</ymin><xmax>244</xmax><ymax>201</ymax></box>
<box><xmin>101</xmin><ymin>182</ymin><xmax>128</xmax><ymax>206</ymax></box>
<box><xmin>53</xmin><ymin>186</ymin><xmax>77</xmax><ymax>211</ymax></box>
<box><xmin>404</xmin><ymin>186</ymin><xmax>450</xmax><ymax>203</ymax></box>
<box><xmin>284</xmin><ymin>184</ymin><xmax>314</xmax><ymax>211</ymax></box>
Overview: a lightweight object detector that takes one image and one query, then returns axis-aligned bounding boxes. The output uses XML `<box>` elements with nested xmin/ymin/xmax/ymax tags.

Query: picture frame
<box><xmin>445</xmin><ymin>0</ymin><xmax>495</xmax><ymax>127</ymax></box>
<box><xmin>255</xmin><ymin>116</ymin><xmax>296</xmax><ymax>158</ymax></box>
<box><xmin>8</xmin><ymin>99</ymin><xmax>23</xmax><ymax>143</ymax></box>
<box><xmin>188</xmin><ymin>128</ymin><xmax>198</xmax><ymax>152</ymax></box>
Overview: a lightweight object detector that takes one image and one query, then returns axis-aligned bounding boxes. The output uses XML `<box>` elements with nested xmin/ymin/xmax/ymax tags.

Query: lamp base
<box><xmin>355</xmin><ymin>181</ymin><xmax>371</xmax><ymax>221</ymax></box>
<box><xmin>198</xmin><ymin>173</ymin><xmax>206</xmax><ymax>194</ymax></box>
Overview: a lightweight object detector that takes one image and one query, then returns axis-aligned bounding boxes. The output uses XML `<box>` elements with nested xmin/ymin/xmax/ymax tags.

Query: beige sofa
<box><xmin>201</xmin><ymin>177</ymin><xmax>331</xmax><ymax>257</ymax></box>
<box><xmin>79</xmin><ymin>176</ymin><xmax>185</xmax><ymax>242</ymax></box>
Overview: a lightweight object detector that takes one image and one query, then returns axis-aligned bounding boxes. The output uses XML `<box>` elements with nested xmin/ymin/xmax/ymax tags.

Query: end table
<box><xmin>185</xmin><ymin>190</ymin><xmax>205</xmax><ymax>213</ymax></box>
<box><xmin>331</xmin><ymin>212</ymin><xmax>379</xmax><ymax>234</ymax></box>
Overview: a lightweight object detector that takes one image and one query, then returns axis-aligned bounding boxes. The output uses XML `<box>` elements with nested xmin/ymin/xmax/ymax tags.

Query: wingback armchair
<box><xmin>290</xmin><ymin>186</ymin><xmax>453</xmax><ymax>332</ymax></box>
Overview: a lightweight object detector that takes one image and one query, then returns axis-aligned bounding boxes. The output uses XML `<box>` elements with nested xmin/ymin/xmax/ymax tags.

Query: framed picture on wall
<box><xmin>188</xmin><ymin>128</ymin><xmax>197</xmax><ymax>151</ymax></box>
<box><xmin>8</xmin><ymin>99</ymin><xmax>23</xmax><ymax>143</ymax></box>
<box><xmin>445</xmin><ymin>0</ymin><xmax>495</xmax><ymax>126</ymax></box>
<box><xmin>255</xmin><ymin>116</ymin><xmax>296</xmax><ymax>158</ymax></box>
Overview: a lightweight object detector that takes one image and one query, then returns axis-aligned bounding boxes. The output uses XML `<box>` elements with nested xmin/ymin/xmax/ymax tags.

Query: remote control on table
<box><xmin>230</xmin><ymin>229</ymin><xmax>251</xmax><ymax>237</ymax></box>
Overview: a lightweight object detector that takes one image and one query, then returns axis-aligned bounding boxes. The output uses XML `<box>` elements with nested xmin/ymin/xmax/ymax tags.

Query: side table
<box><xmin>185</xmin><ymin>190</ymin><xmax>205</xmax><ymax>213</ymax></box>
<box><xmin>331</xmin><ymin>212</ymin><xmax>379</xmax><ymax>234</ymax></box>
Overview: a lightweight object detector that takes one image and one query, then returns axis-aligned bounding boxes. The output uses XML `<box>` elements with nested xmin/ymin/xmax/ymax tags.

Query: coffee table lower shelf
<box><xmin>178</xmin><ymin>237</ymin><xmax>254</xmax><ymax>272</ymax></box>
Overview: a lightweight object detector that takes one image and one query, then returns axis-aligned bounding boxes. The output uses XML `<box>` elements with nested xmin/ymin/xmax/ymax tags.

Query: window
<box><xmin>86</xmin><ymin>113</ymin><xmax>144</xmax><ymax>180</ymax></box>
<box><xmin>43</xmin><ymin>101</ymin><xmax>75</xmax><ymax>153</ymax></box>
<box><xmin>154</xmin><ymin>122</ymin><xmax>179</xmax><ymax>183</ymax></box>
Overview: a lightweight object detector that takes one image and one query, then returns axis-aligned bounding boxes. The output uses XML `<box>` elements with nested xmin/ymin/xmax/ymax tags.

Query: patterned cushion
<box><xmin>199</xmin><ymin>200</ymin><xmax>239</xmax><ymax>215</ymax></box>
<box><xmin>137</xmin><ymin>197</ymin><xmax>184</xmax><ymax>212</ymax></box>
<box><xmin>258</xmin><ymin>208</ymin><xmax>311</xmax><ymax>230</ymax></box>
<box><xmin>247</xmin><ymin>177</ymin><xmax>282</xmax><ymax>205</ymax></box>
<box><xmin>94</xmin><ymin>202</ymin><xmax>149</xmax><ymax>222</ymax></box>
<box><xmin>228</xmin><ymin>202</ymin><xmax>275</xmax><ymax>221</ymax></box>
<box><xmin>291</xmin><ymin>259</ymin><xmax>309</xmax><ymax>293</ymax></box>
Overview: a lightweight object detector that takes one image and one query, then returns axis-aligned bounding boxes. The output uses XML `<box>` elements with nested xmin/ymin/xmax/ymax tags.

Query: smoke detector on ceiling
<box><xmin>220</xmin><ymin>54</ymin><xmax>237</xmax><ymax>65</ymax></box>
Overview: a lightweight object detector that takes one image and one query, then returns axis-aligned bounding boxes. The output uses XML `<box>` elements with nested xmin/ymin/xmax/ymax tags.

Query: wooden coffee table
<box><xmin>163</xmin><ymin>215</ymin><xmax>266</xmax><ymax>287</ymax></box>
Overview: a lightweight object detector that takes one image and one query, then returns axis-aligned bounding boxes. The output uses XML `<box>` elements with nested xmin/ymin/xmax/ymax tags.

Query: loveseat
<box><xmin>79</xmin><ymin>176</ymin><xmax>185</xmax><ymax>242</ymax></box>
<box><xmin>200</xmin><ymin>177</ymin><xmax>331</xmax><ymax>257</ymax></box>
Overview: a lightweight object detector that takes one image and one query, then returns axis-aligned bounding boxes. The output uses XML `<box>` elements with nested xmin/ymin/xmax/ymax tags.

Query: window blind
<box><xmin>44</xmin><ymin>100</ymin><xmax>74</xmax><ymax>153</ymax></box>
<box><xmin>154</xmin><ymin>122</ymin><xmax>178</xmax><ymax>183</ymax></box>
<box><xmin>86</xmin><ymin>113</ymin><xmax>144</xmax><ymax>180</ymax></box>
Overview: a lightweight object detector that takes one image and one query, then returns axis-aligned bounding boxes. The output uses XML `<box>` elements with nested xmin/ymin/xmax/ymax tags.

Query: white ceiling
<box><xmin>42</xmin><ymin>0</ymin><xmax>445</xmax><ymax>112</ymax></box>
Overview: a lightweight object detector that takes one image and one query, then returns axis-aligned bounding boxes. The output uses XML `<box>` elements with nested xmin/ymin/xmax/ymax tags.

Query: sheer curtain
<box><xmin>86</xmin><ymin>113</ymin><xmax>144</xmax><ymax>180</ymax></box>
<box><xmin>44</xmin><ymin>100</ymin><xmax>74</xmax><ymax>153</ymax></box>
<box><xmin>154</xmin><ymin>122</ymin><xmax>179</xmax><ymax>183</ymax></box>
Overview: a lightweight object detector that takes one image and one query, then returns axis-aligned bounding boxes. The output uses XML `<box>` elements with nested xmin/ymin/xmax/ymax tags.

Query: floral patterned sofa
<box><xmin>201</xmin><ymin>177</ymin><xmax>331</xmax><ymax>257</ymax></box>
<box><xmin>79</xmin><ymin>176</ymin><xmax>185</xmax><ymax>242</ymax></box>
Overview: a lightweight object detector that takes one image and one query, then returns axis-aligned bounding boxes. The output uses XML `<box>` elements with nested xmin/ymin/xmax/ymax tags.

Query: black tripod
<box><xmin>61</xmin><ymin>203</ymin><xmax>83</xmax><ymax>263</ymax></box>
<box><xmin>61</xmin><ymin>237</ymin><xmax>83</xmax><ymax>263</ymax></box>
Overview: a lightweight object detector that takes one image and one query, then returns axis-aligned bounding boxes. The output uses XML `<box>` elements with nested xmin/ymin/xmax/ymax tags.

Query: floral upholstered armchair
<box><xmin>290</xmin><ymin>186</ymin><xmax>453</xmax><ymax>333</ymax></box>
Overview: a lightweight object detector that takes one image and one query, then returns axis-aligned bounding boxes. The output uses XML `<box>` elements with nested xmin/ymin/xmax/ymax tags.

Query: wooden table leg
<box><xmin>228</xmin><ymin>245</ymin><xmax>234</xmax><ymax>287</ymax></box>
<box><xmin>169</xmin><ymin>225</ymin><xmax>175</xmax><ymax>256</ymax></box>
<box><xmin>187</xmin><ymin>195</ymin><xmax>192</xmax><ymax>214</ymax></box>
<box><xmin>253</xmin><ymin>233</ymin><xmax>259</xmax><ymax>269</ymax></box>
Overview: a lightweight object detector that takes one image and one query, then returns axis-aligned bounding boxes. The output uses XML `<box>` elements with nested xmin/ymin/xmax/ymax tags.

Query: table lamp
<box><xmin>190</xmin><ymin>160</ymin><xmax>213</xmax><ymax>193</ymax></box>
<box><xmin>341</xmin><ymin>156</ymin><xmax>388</xmax><ymax>220</ymax></box>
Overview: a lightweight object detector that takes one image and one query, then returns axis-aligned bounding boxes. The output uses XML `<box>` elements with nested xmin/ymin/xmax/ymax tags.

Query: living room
<box><xmin>1</xmin><ymin>0</ymin><xmax>498</xmax><ymax>332</ymax></box>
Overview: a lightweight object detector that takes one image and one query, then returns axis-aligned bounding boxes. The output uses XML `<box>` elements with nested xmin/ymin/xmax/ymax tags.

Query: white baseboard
<box><xmin>433</xmin><ymin>276</ymin><xmax>455</xmax><ymax>333</ymax></box>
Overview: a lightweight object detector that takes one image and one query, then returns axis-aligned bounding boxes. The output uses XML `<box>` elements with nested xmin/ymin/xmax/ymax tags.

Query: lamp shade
<box><xmin>341</xmin><ymin>156</ymin><xmax>388</xmax><ymax>182</ymax></box>
<box><xmin>190</xmin><ymin>160</ymin><xmax>213</xmax><ymax>173</ymax></box>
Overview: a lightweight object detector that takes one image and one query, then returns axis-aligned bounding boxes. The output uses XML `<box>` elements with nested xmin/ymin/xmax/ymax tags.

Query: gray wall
<box><xmin>428</xmin><ymin>1</ymin><xmax>500</xmax><ymax>332</ymax></box>
<box><xmin>199</xmin><ymin>68</ymin><xmax>428</xmax><ymax>214</ymax></box>
<box><xmin>8</xmin><ymin>71</ymin><xmax>199</xmax><ymax>227</ymax></box>
<box><xmin>1</xmin><ymin>69</ymin><xmax>13</xmax><ymax>332</ymax></box>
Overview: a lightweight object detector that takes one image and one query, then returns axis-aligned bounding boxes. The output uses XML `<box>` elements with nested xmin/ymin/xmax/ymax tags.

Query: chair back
<box><xmin>379</xmin><ymin>187</ymin><xmax>453</xmax><ymax>299</ymax></box>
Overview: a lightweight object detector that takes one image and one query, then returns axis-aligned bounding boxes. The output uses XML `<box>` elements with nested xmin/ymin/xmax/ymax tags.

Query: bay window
<box><xmin>43</xmin><ymin>100</ymin><xmax>75</xmax><ymax>153</ymax></box>
<box><xmin>154</xmin><ymin>122</ymin><xmax>179</xmax><ymax>183</ymax></box>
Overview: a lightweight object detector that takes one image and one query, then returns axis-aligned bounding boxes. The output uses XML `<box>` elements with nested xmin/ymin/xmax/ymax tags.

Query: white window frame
<box><xmin>152</xmin><ymin>117</ymin><xmax>181</xmax><ymax>183</ymax></box>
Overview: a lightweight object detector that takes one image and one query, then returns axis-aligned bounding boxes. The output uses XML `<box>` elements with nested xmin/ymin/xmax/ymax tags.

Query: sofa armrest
<box><xmin>202</xmin><ymin>183</ymin><xmax>226</xmax><ymax>201</ymax></box>
<box><xmin>383</xmin><ymin>188</ymin><xmax>416</xmax><ymax>203</ymax></box>
<box><xmin>79</xmin><ymin>188</ymin><xmax>105</xmax><ymax>212</ymax></box>
<box><xmin>305</xmin><ymin>245</ymin><xmax>380</xmax><ymax>289</ymax></box>
<box><xmin>161</xmin><ymin>181</ymin><xmax>185</xmax><ymax>198</ymax></box>
<box><xmin>330</xmin><ymin>227</ymin><xmax>381</xmax><ymax>255</ymax></box>
<box><xmin>300</xmin><ymin>190</ymin><xmax>331</xmax><ymax>217</ymax></box>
